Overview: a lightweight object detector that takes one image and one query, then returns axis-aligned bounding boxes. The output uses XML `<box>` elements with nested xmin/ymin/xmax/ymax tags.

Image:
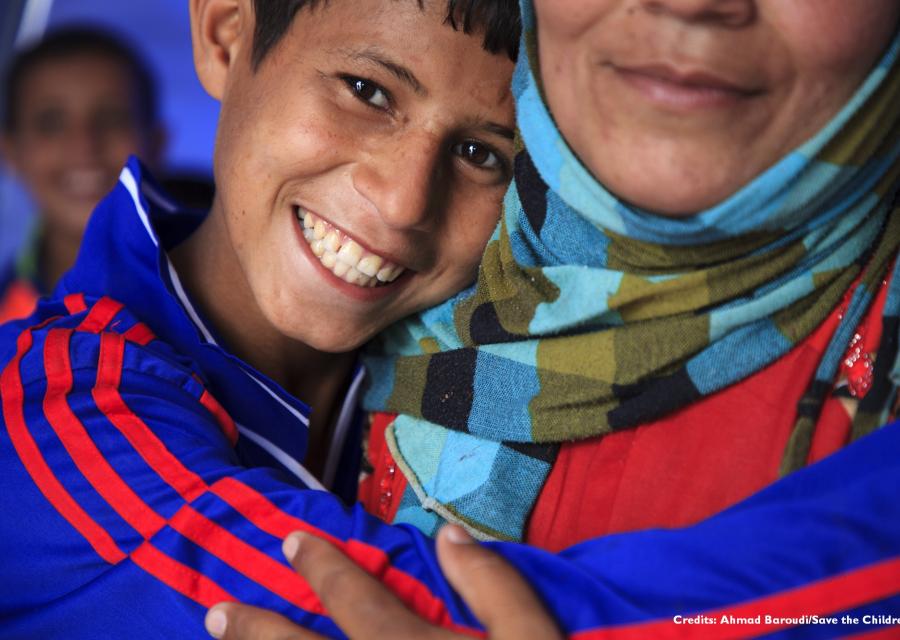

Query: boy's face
<box><xmin>2</xmin><ymin>54</ymin><xmax>158</xmax><ymax>241</ymax></box>
<box><xmin>197</xmin><ymin>0</ymin><xmax>515</xmax><ymax>352</ymax></box>
<box><xmin>534</xmin><ymin>0</ymin><xmax>900</xmax><ymax>216</ymax></box>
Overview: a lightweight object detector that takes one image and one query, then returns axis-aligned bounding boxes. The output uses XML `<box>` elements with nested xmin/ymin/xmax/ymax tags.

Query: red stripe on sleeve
<box><xmin>574</xmin><ymin>556</ymin><xmax>900</xmax><ymax>640</ymax></box>
<box><xmin>846</xmin><ymin>625</ymin><xmax>900</xmax><ymax>639</ymax></box>
<box><xmin>77</xmin><ymin>297</ymin><xmax>124</xmax><ymax>333</ymax></box>
<box><xmin>199</xmin><ymin>390</ymin><xmax>239</xmax><ymax>446</ymax></box>
<box><xmin>92</xmin><ymin>332</ymin><xmax>207</xmax><ymax>502</ymax></box>
<box><xmin>209</xmin><ymin>476</ymin><xmax>465</xmax><ymax>632</ymax></box>
<box><xmin>40</xmin><ymin>327</ymin><xmax>467</xmax><ymax>632</ymax></box>
<box><xmin>122</xmin><ymin>322</ymin><xmax>156</xmax><ymax>346</ymax></box>
<box><xmin>1</xmin><ymin>322</ymin><xmax>125</xmax><ymax>564</ymax></box>
<box><xmin>64</xmin><ymin>293</ymin><xmax>87</xmax><ymax>315</ymax></box>
<box><xmin>131</xmin><ymin>541</ymin><xmax>235</xmax><ymax>608</ymax></box>
<box><xmin>169</xmin><ymin>504</ymin><xmax>327</xmax><ymax>614</ymax></box>
<box><xmin>43</xmin><ymin>328</ymin><xmax>166</xmax><ymax>539</ymax></box>
<box><xmin>210</xmin><ymin>477</ymin><xmax>342</xmax><ymax>545</ymax></box>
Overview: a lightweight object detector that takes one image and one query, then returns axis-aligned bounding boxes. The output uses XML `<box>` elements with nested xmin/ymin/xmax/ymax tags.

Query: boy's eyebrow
<box><xmin>482</xmin><ymin>122</ymin><xmax>515</xmax><ymax>140</ymax></box>
<box><xmin>349</xmin><ymin>48</ymin><xmax>426</xmax><ymax>96</ymax></box>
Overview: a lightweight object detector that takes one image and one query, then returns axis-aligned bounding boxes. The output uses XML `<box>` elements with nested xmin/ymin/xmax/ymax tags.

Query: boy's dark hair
<box><xmin>250</xmin><ymin>0</ymin><xmax>521</xmax><ymax>69</ymax></box>
<box><xmin>3</xmin><ymin>26</ymin><xmax>159</xmax><ymax>133</ymax></box>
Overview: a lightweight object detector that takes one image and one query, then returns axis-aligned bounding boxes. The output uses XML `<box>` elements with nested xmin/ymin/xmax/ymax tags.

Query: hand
<box><xmin>205</xmin><ymin>525</ymin><xmax>563</xmax><ymax>639</ymax></box>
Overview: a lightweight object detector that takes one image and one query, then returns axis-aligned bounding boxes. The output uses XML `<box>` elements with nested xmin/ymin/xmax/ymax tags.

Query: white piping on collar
<box><xmin>236</xmin><ymin>423</ymin><xmax>326</xmax><ymax>491</ymax></box>
<box><xmin>165</xmin><ymin>259</ymin><xmax>311</xmax><ymax>428</ymax></box>
<box><xmin>141</xmin><ymin>180</ymin><xmax>179</xmax><ymax>213</ymax></box>
<box><xmin>122</xmin><ymin>165</ymin><xmax>312</xmax><ymax>432</ymax></box>
<box><xmin>120</xmin><ymin>167</ymin><xmax>158</xmax><ymax>248</ymax></box>
<box><xmin>166</xmin><ymin>260</ymin><xmax>217</xmax><ymax>343</ymax></box>
<box><xmin>321</xmin><ymin>365</ymin><xmax>366</xmax><ymax>489</ymax></box>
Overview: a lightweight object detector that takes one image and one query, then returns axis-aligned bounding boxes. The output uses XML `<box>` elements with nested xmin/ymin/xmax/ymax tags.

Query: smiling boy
<box><xmin>173</xmin><ymin>0</ymin><xmax>517</xmax><ymax>478</ymax></box>
<box><xmin>0</xmin><ymin>0</ymin><xmax>518</xmax><ymax>636</ymax></box>
<box><xmin>2</xmin><ymin>1</ymin><xmax>900</xmax><ymax>639</ymax></box>
<box><xmin>0</xmin><ymin>28</ymin><xmax>163</xmax><ymax>322</ymax></box>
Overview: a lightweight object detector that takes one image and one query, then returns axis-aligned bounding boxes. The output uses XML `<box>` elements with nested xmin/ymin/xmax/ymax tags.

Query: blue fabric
<box><xmin>1</xmin><ymin>158</ymin><xmax>899</xmax><ymax>638</ymax></box>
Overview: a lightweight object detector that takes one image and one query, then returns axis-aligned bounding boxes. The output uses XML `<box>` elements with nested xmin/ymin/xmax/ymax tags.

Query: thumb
<box><xmin>435</xmin><ymin>525</ymin><xmax>563</xmax><ymax>640</ymax></box>
<box><xmin>205</xmin><ymin>602</ymin><xmax>325</xmax><ymax>640</ymax></box>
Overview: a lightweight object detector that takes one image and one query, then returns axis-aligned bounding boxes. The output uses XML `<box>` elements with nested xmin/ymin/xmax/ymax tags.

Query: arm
<box><xmin>211</xmin><ymin>419</ymin><xmax>900</xmax><ymax>640</ymax></box>
<box><xmin>3</xmin><ymin>310</ymin><xmax>899</xmax><ymax>638</ymax></box>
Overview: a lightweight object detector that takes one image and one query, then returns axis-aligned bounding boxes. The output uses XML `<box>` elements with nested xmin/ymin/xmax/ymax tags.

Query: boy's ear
<box><xmin>190</xmin><ymin>0</ymin><xmax>247</xmax><ymax>100</ymax></box>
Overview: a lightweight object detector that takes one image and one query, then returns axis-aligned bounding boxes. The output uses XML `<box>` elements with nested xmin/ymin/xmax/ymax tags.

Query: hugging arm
<box><xmin>218</xmin><ymin>419</ymin><xmax>900</xmax><ymax>639</ymax></box>
<box><xmin>2</xmin><ymin>311</ymin><xmax>899</xmax><ymax>638</ymax></box>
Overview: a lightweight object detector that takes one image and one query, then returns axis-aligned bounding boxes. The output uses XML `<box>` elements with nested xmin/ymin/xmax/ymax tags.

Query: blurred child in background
<box><xmin>0</xmin><ymin>27</ymin><xmax>163</xmax><ymax>321</ymax></box>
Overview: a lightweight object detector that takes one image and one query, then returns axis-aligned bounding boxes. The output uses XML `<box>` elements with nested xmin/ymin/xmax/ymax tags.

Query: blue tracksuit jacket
<box><xmin>1</xmin><ymin>158</ymin><xmax>898</xmax><ymax>639</ymax></box>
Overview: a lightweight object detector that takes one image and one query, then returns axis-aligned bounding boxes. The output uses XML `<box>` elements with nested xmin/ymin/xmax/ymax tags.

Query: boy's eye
<box><xmin>343</xmin><ymin>76</ymin><xmax>390</xmax><ymax>110</ymax></box>
<box><xmin>452</xmin><ymin>140</ymin><xmax>502</xmax><ymax>170</ymax></box>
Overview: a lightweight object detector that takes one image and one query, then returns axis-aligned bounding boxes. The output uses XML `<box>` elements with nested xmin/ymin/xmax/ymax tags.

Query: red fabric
<box><xmin>363</xmin><ymin>277</ymin><xmax>891</xmax><ymax>552</ymax></box>
<box><xmin>130</xmin><ymin>542</ymin><xmax>234</xmax><ymax>608</ymax></box>
<box><xmin>1</xmin><ymin>320</ymin><xmax>126</xmax><ymax>564</ymax></box>
<box><xmin>359</xmin><ymin>413</ymin><xmax>406</xmax><ymax>524</ymax></box>
<box><xmin>569</xmin><ymin>555</ymin><xmax>900</xmax><ymax>640</ymax></box>
<box><xmin>527</xmin><ymin>278</ymin><xmax>889</xmax><ymax>551</ymax></box>
<box><xmin>0</xmin><ymin>279</ymin><xmax>40</xmax><ymax>323</ymax></box>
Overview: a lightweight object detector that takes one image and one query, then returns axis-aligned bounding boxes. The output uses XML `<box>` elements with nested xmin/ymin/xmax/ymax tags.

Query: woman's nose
<box><xmin>351</xmin><ymin>130</ymin><xmax>448</xmax><ymax>231</ymax></box>
<box><xmin>639</xmin><ymin>0</ymin><xmax>755</xmax><ymax>27</ymax></box>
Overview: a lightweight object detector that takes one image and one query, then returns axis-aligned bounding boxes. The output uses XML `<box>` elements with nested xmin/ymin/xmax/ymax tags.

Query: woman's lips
<box><xmin>610</xmin><ymin>63</ymin><xmax>760</xmax><ymax>110</ymax></box>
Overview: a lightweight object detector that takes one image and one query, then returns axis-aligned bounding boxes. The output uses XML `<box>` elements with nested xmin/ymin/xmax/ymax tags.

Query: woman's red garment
<box><xmin>361</xmin><ymin>275</ymin><xmax>891</xmax><ymax>550</ymax></box>
<box><xmin>0</xmin><ymin>279</ymin><xmax>40</xmax><ymax>324</ymax></box>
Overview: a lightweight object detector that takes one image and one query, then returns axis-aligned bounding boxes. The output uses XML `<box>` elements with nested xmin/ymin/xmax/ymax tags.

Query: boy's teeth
<box><xmin>344</xmin><ymin>267</ymin><xmax>361</xmax><ymax>284</ymax></box>
<box><xmin>337</xmin><ymin>240</ymin><xmax>363</xmax><ymax>266</ymax></box>
<box><xmin>376</xmin><ymin>265</ymin><xmax>398</xmax><ymax>282</ymax></box>
<box><xmin>357</xmin><ymin>254</ymin><xmax>383</xmax><ymax>277</ymax></box>
<box><xmin>324</xmin><ymin>231</ymin><xmax>341</xmax><ymax>253</ymax></box>
<box><xmin>295</xmin><ymin>208</ymin><xmax>405</xmax><ymax>287</ymax></box>
<box><xmin>333</xmin><ymin>261</ymin><xmax>350</xmax><ymax>278</ymax></box>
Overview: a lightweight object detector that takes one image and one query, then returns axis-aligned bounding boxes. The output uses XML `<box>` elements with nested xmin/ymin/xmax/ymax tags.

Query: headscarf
<box><xmin>363</xmin><ymin>2</ymin><xmax>900</xmax><ymax>541</ymax></box>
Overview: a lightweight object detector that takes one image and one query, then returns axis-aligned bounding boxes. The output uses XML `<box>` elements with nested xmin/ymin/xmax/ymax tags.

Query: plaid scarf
<box><xmin>362</xmin><ymin>7</ymin><xmax>900</xmax><ymax>541</ymax></box>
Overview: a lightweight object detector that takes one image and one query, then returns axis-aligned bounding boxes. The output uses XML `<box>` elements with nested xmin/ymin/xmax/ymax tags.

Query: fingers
<box><xmin>205</xmin><ymin>602</ymin><xmax>326</xmax><ymax>640</ymax></box>
<box><xmin>284</xmin><ymin>532</ymin><xmax>449</xmax><ymax>640</ymax></box>
<box><xmin>436</xmin><ymin>525</ymin><xmax>564</xmax><ymax>640</ymax></box>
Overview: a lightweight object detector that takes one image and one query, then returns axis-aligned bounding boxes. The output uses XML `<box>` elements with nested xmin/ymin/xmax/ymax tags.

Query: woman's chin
<box><xmin>589</xmin><ymin>156</ymin><xmax>758</xmax><ymax>218</ymax></box>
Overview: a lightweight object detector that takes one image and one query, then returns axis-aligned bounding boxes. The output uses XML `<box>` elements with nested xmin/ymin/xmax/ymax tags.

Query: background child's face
<box><xmin>2</xmin><ymin>54</ymin><xmax>158</xmax><ymax>241</ymax></box>
<box><xmin>534</xmin><ymin>0</ymin><xmax>900</xmax><ymax>216</ymax></box>
<box><xmin>194</xmin><ymin>0</ymin><xmax>515</xmax><ymax>352</ymax></box>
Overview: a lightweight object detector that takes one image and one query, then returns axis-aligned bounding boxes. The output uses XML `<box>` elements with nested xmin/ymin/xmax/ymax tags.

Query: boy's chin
<box><xmin>284</xmin><ymin>323</ymin><xmax>377</xmax><ymax>354</ymax></box>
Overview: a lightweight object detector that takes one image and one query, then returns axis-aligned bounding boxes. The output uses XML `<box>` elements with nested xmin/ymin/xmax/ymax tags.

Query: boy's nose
<box><xmin>639</xmin><ymin>0</ymin><xmax>755</xmax><ymax>27</ymax></box>
<box><xmin>351</xmin><ymin>130</ymin><xmax>447</xmax><ymax>231</ymax></box>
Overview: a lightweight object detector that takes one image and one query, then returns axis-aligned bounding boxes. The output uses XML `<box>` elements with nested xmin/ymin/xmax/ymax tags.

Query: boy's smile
<box><xmin>181</xmin><ymin>0</ymin><xmax>515</xmax><ymax>365</ymax></box>
<box><xmin>296</xmin><ymin>207</ymin><xmax>407</xmax><ymax>292</ymax></box>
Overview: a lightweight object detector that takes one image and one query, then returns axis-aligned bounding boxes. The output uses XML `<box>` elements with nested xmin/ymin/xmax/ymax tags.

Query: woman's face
<box><xmin>534</xmin><ymin>0</ymin><xmax>900</xmax><ymax>216</ymax></box>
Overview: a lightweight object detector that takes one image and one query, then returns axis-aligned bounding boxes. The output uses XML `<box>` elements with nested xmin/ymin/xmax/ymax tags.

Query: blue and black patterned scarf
<box><xmin>363</xmin><ymin>4</ymin><xmax>900</xmax><ymax>541</ymax></box>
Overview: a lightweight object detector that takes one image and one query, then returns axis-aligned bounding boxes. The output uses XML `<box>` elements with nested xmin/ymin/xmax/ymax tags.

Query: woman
<box><xmin>360</xmin><ymin>0</ymin><xmax>900</xmax><ymax>549</ymax></box>
<box><xmin>210</xmin><ymin>2</ymin><xmax>900</xmax><ymax>638</ymax></box>
<box><xmin>213</xmin><ymin>2</ymin><xmax>900</xmax><ymax>638</ymax></box>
